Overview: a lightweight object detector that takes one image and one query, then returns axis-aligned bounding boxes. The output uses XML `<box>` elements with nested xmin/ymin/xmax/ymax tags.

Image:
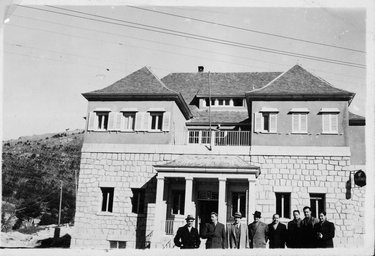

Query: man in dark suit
<box><xmin>173</xmin><ymin>215</ymin><xmax>201</xmax><ymax>249</ymax></box>
<box><xmin>314</xmin><ymin>211</ymin><xmax>335</xmax><ymax>248</ymax></box>
<box><xmin>226</xmin><ymin>212</ymin><xmax>249</xmax><ymax>249</ymax></box>
<box><xmin>300</xmin><ymin>206</ymin><xmax>319</xmax><ymax>248</ymax></box>
<box><xmin>287</xmin><ymin>210</ymin><xmax>302</xmax><ymax>248</ymax></box>
<box><xmin>268</xmin><ymin>213</ymin><xmax>287</xmax><ymax>248</ymax></box>
<box><xmin>200</xmin><ymin>212</ymin><xmax>226</xmax><ymax>249</ymax></box>
<box><xmin>248</xmin><ymin>211</ymin><xmax>268</xmax><ymax>248</ymax></box>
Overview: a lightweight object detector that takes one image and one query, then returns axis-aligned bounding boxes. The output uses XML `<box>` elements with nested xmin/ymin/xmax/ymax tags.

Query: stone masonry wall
<box><xmin>71</xmin><ymin>152</ymin><xmax>365</xmax><ymax>249</ymax></box>
<box><xmin>250</xmin><ymin>155</ymin><xmax>365</xmax><ymax>247</ymax></box>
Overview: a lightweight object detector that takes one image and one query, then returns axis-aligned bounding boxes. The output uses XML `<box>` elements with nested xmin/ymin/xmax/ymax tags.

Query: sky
<box><xmin>0</xmin><ymin>1</ymin><xmax>370</xmax><ymax>140</ymax></box>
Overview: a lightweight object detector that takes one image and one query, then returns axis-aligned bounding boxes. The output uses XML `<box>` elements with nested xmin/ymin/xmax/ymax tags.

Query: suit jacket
<box><xmin>268</xmin><ymin>222</ymin><xmax>287</xmax><ymax>248</ymax></box>
<box><xmin>248</xmin><ymin>221</ymin><xmax>268</xmax><ymax>248</ymax></box>
<box><xmin>313</xmin><ymin>220</ymin><xmax>335</xmax><ymax>248</ymax></box>
<box><xmin>200</xmin><ymin>222</ymin><xmax>226</xmax><ymax>249</ymax></box>
<box><xmin>174</xmin><ymin>225</ymin><xmax>201</xmax><ymax>249</ymax></box>
<box><xmin>226</xmin><ymin>222</ymin><xmax>249</xmax><ymax>249</ymax></box>
<box><xmin>287</xmin><ymin>218</ymin><xmax>302</xmax><ymax>248</ymax></box>
<box><xmin>300</xmin><ymin>217</ymin><xmax>319</xmax><ymax>248</ymax></box>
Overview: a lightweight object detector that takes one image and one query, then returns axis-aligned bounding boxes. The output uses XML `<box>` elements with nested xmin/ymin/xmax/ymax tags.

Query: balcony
<box><xmin>186</xmin><ymin>130</ymin><xmax>250</xmax><ymax>146</ymax></box>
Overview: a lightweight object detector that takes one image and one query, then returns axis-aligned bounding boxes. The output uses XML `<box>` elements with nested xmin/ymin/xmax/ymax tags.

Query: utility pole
<box><xmin>58</xmin><ymin>180</ymin><xmax>63</xmax><ymax>226</ymax></box>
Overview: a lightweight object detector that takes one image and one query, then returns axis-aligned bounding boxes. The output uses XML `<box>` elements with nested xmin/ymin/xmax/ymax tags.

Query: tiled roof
<box><xmin>84</xmin><ymin>66</ymin><xmax>177</xmax><ymax>95</ymax></box>
<box><xmin>156</xmin><ymin>155</ymin><xmax>258</xmax><ymax>169</ymax></box>
<box><xmin>161</xmin><ymin>72</ymin><xmax>281</xmax><ymax>104</ymax></box>
<box><xmin>349</xmin><ymin>111</ymin><xmax>365</xmax><ymax>125</ymax></box>
<box><xmin>246</xmin><ymin>65</ymin><xmax>355</xmax><ymax>97</ymax></box>
<box><xmin>188</xmin><ymin>110</ymin><xmax>250</xmax><ymax>124</ymax></box>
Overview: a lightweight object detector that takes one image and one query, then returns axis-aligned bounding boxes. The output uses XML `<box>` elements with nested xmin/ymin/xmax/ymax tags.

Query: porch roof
<box><xmin>154</xmin><ymin>155</ymin><xmax>260</xmax><ymax>176</ymax></box>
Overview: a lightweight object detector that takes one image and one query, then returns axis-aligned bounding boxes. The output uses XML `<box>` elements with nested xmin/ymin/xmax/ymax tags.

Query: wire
<box><xmin>15</xmin><ymin>5</ymin><xmax>365</xmax><ymax>69</ymax></box>
<box><xmin>126</xmin><ymin>5</ymin><xmax>365</xmax><ymax>54</ymax></box>
<box><xmin>10</xmin><ymin>14</ymin><xmax>364</xmax><ymax>81</ymax></box>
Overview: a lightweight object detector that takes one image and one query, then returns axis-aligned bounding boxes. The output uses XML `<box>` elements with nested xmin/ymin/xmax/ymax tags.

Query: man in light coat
<box><xmin>226</xmin><ymin>212</ymin><xmax>249</xmax><ymax>249</ymax></box>
<box><xmin>248</xmin><ymin>211</ymin><xmax>268</xmax><ymax>248</ymax></box>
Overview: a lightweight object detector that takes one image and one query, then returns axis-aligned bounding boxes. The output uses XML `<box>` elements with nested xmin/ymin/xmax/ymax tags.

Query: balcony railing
<box><xmin>164</xmin><ymin>219</ymin><xmax>185</xmax><ymax>235</ymax></box>
<box><xmin>187</xmin><ymin>130</ymin><xmax>250</xmax><ymax>146</ymax></box>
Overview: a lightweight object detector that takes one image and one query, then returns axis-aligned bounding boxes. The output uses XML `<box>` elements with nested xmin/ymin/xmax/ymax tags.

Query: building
<box><xmin>71</xmin><ymin>64</ymin><xmax>366</xmax><ymax>249</ymax></box>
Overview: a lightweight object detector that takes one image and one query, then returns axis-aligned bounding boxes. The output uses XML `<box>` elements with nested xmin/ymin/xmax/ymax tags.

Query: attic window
<box><xmin>233</xmin><ymin>98</ymin><xmax>244</xmax><ymax>107</ymax></box>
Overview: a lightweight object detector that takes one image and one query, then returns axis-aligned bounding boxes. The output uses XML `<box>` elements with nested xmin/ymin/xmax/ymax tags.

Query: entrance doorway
<box><xmin>197</xmin><ymin>200</ymin><xmax>218</xmax><ymax>232</ymax></box>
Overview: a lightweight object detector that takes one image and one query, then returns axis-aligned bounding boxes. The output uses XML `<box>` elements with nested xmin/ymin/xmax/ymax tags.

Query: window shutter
<box><xmin>331</xmin><ymin>114</ymin><xmax>338</xmax><ymax>133</ymax></box>
<box><xmin>162</xmin><ymin>112</ymin><xmax>171</xmax><ymax>131</ymax></box>
<box><xmin>269</xmin><ymin>113</ymin><xmax>277</xmax><ymax>133</ymax></box>
<box><xmin>300</xmin><ymin>114</ymin><xmax>307</xmax><ymax>132</ymax></box>
<box><xmin>108</xmin><ymin>112</ymin><xmax>116</xmax><ymax>131</ymax></box>
<box><xmin>87</xmin><ymin>112</ymin><xmax>96</xmax><ymax>131</ymax></box>
<box><xmin>292</xmin><ymin>114</ymin><xmax>299</xmax><ymax>132</ymax></box>
<box><xmin>254</xmin><ymin>113</ymin><xmax>262</xmax><ymax>132</ymax></box>
<box><xmin>143</xmin><ymin>112</ymin><xmax>150</xmax><ymax>131</ymax></box>
<box><xmin>115</xmin><ymin>112</ymin><xmax>123</xmax><ymax>131</ymax></box>
<box><xmin>322</xmin><ymin>114</ymin><xmax>330</xmax><ymax>133</ymax></box>
<box><xmin>135</xmin><ymin>112</ymin><xmax>145</xmax><ymax>131</ymax></box>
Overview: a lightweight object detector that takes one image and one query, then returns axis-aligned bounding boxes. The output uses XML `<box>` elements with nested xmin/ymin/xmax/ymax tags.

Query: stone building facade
<box><xmin>71</xmin><ymin>65</ymin><xmax>366</xmax><ymax>249</ymax></box>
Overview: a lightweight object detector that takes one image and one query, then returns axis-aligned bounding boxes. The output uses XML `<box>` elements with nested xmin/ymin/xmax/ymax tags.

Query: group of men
<box><xmin>173</xmin><ymin>206</ymin><xmax>335</xmax><ymax>249</ymax></box>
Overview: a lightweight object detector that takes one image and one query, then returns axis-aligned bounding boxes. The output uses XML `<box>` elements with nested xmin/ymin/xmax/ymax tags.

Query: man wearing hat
<box><xmin>248</xmin><ymin>211</ymin><xmax>268</xmax><ymax>248</ymax></box>
<box><xmin>226</xmin><ymin>212</ymin><xmax>249</xmax><ymax>249</ymax></box>
<box><xmin>174</xmin><ymin>215</ymin><xmax>201</xmax><ymax>249</ymax></box>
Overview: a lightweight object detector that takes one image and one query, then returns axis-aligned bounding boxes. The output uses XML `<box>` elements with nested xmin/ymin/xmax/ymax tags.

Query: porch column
<box><xmin>152</xmin><ymin>176</ymin><xmax>165</xmax><ymax>248</ymax></box>
<box><xmin>248</xmin><ymin>178</ymin><xmax>257</xmax><ymax>225</ymax></box>
<box><xmin>184</xmin><ymin>177</ymin><xmax>193</xmax><ymax>215</ymax></box>
<box><xmin>218</xmin><ymin>178</ymin><xmax>227</xmax><ymax>223</ymax></box>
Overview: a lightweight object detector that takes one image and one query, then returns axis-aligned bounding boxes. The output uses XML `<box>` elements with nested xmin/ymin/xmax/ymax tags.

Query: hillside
<box><xmin>2</xmin><ymin>129</ymin><xmax>84</xmax><ymax>230</ymax></box>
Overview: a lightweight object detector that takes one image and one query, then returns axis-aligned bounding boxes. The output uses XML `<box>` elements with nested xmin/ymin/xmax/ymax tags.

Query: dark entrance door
<box><xmin>198</xmin><ymin>200</ymin><xmax>218</xmax><ymax>232</ymax></box>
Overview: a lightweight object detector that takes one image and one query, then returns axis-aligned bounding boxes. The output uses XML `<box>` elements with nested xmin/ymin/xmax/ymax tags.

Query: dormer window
<box><xmin>203</xmin><ymin>98</ymin><xmax>244</xmax><ymax>107</ymax></box>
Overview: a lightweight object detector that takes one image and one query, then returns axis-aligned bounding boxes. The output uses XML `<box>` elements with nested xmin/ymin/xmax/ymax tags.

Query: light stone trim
<box><xmin>273</xmin><ymin>186</ymin><xmax>293</xmax><ymax>192</ymax></box>
<box><xmin>98</xmin><ymin>181</ymin><xmax>117</xmax><ymax>187</ymax></box>
<box><xmin>82</xmin><ymin>143</ymin><xmax>351</xmax><ymax>157</ymax></box>
<box><xmin>308</xmin><ymin>187</ymin><xmax>328</xmax><ymax>193</ymax></box>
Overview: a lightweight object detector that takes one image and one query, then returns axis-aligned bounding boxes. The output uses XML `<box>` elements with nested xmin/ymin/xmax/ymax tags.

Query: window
<box><xmin>131</xmin><ymin>188</ymin><xmax>145</xmax><ymax>214</ymax></box>
<box><xmin>292</xmin><ymin>113</ymin><xmax>308</xmax><ymax>133</ymax></box>
<box><xmin>150</xmin><ymin>112</ymin><xmax>163</xmax><ymax>131</ymax></box>
<box><xmin>224</xmin><ymin>99</ymin><xmax>230</xmax><ymax>106</ymax></box>
<box><xmin>322</xmin><ymin>113</ymin><xmax>338</xmax><ymax>134</ymax></box>
<box><xmin>101</xmin><ymin>187</ymin><xmax>114</xmax><ymax>212</ymax></box>
<box><xmin>232</xmin><ymin>192</ymin><xmax>246</xmax><ymax>217</ymax></box>
<box><xmin>109</xmin><ymin>241</ymin><xmax>126</xmax><ymax>249</ymax></box>
<box><xmin>233</xmin><ymin>98</ymin><xmax>243</xmax><ymax>107</ymax></box>
<box><xmin>172</xmin><ymin>190</ymin><xmax>185</xmax><ymax>215</ymax></box>
<box><xmin>188</xmin><ymin>130</ymin><xmax>200</xmax><ymax>144</ymax></box>
<box><xmin>254</xmin><ymin>112</ymin><xmax>277</xmax><ymax>133</ymax></box>
<box><xmin>276</xmin><ymin>193</ymin><xmax>291</xmax><ymax>218</ymax></box>
<box><xmin>122</xmin><ymin>112</ymin><xmax>136</xmax><ymax>130</ymax></box>
<box><xmin>96</xmin><ymin>112</ymin><xmax>109</xmax><ymax>130</ymax></box>
<box><xmin>201</xmin><ymin>130</ymin><xmax>211</xmax><ymax>144</ymax></box>
<box><xmin>310</xmin><ymin>193</ymin><xmax>325</xmax><ymax>218</ymax></box>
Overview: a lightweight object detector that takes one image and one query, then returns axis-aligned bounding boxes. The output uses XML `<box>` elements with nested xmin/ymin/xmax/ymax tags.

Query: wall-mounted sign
<box><xmin>354</xmin><ymin>170</ymin><xmax>366</xmax><ymax>187</ymax></box>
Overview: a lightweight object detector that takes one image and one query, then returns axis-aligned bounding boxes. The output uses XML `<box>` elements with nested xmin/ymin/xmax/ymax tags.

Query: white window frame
<box><xmin>254</xmin><ymin>110</ymin><xmax>278</xmax><ymax>133</ymax></box>
<box><xmin>275</xmin><ymin>193</ymin><xmax>291</xmax><ymax>219</ymax></box>
<box><xmin>100</xmin><ymin>187</ymin><xmax>114</xmax><ymax>213</ymax></box>
<box><xmin>322</xmin><ymin>113</ymin><xmax>339</xmax><ymax>134</ymax></box>
<box><xmin>150</xmin><ymin>112</ymin><xmax>163</xmax><ymax>131</ymax></box>
<box><xmin>121</xmin><ymin>112</ymin><xmax>136</xmax><ymax>131</ymax></box>
<box><xmin>291</xmin><ymin>113</ymin><xmax>308</xmax><ymax>133</ymax></box>
<box><xmin>172</xmin><ymin>190</ymin><xmax>185</xmax><ymax>215</ymax></box>
<box><xmin>96</xmin><ymin>111</ymin><xmax>110</xmax><ymax>131</ymax></box>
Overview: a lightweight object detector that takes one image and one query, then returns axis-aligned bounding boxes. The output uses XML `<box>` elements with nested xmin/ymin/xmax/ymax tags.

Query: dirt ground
<box><xmin>1</xmin><ymin>225</ymin><xmax>73</xmax><ymax>248</ymax></box>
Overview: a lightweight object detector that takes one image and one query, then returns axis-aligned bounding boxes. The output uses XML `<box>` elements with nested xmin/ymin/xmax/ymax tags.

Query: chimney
<box><xmin>198</xmin><ymin>66</ymin><xmax>204</xmax><ymax>72</ymax></box>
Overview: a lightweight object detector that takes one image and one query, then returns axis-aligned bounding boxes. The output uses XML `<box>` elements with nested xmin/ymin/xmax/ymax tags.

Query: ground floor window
<box><xmin>101</xmin><ymin>187</ymin><xmax>114</xmax><ymax>212</ymax></box>
<box><xmin>232</xmin><ymin>192</ymin><xmax>246</xmax><ymax>217</ymax></box>
<box><xmin>109</xmin><ymin>241</ymin><xmax>126</xmax><ymax>249</ymax></box>
<box><xmin>172</xmin><ymin>190</ymin><xmax>185</xmax><ymax>215</ymax></box>
<box><xmin>131</xmin><ymin>188</ymin><xmax>145</xmax><ymax>214</ymax></box>
<box><xmin>275</xmin><ymin>193</ymin><xmax>291</xmax><ymax>218</ymax></box>
<box><xmin>310</xmin><ymin>193</ymin><xmax>325</xmax><ymax>218</ymax></box>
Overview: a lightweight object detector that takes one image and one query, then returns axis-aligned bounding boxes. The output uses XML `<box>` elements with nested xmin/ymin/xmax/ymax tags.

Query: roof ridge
<box><xmin>307</xmin><ymin>67</ymin><xmax>354</xmax><ymax>94</ymax></box>
<box><xmin>246</xmin><ymin>66</ymin><xmax>289</xmax><ymax>93</ymax></box>
<box><xmin>145</xmin><ymin>66</ymin><xmax>180</xmax><ymax>95</ymax></box>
